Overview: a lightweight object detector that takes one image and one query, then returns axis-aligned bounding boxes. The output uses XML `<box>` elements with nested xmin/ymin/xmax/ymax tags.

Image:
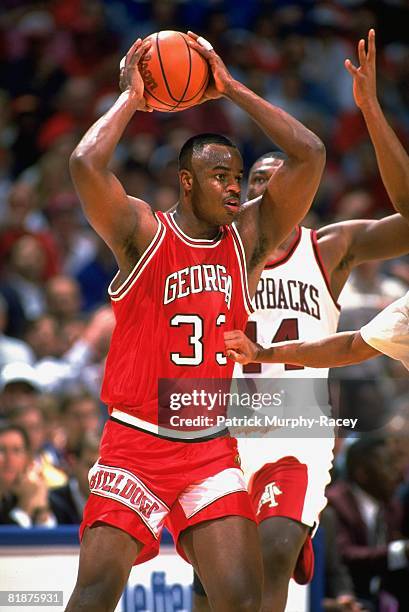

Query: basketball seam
<box><xmin>146</xmin><ymin>73</ymin><xmax>208</xmax><ymax>111</ymax></box>
<box><xmin>178</xmin><ymin>70</ymin><xmax>208</xmax><ymax>103</ymax></box>
<box><xmin>173</xmin><ymin>33</ymin><xmax>193</xmax><ymax>109</ymax></box>
<box><xmin>144</xmin><ymin>33</ymin><xmax>208</xmax><ymax>111</ymax></box>
<box><xmin>144</xmin><ymin>87</ymin><xmax>180</xmax><ymax>108</ymax></box>
<box><xmin>166</xmin><ymin>71</ymin><xmax>208</xmax><ymax>110</ymax></box>
<box><xmin>156</xmin><ymin>32</ymin><xmax>180</xmax><ymax>103</ymax></box>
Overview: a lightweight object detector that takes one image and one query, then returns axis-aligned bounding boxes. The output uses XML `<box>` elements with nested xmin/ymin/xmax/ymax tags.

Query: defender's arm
<box><xmin>224</xmin><ymin>329</ymin><xmax>380</xmax><ymax>368</ymax></box>
<box><xmin>345</xmin><ymin>29</ymin><xmax>409</xmax><ymax>220</ymax></box>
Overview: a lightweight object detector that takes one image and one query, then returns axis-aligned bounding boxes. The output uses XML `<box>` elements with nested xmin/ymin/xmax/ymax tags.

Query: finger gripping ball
<box><xmin>140</xmin><ymin>31</ymin><xmax>209</xmax><ymax>112</ymax></box>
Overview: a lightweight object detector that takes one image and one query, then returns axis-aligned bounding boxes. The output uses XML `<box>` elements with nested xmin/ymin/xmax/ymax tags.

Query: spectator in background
<box><xmin>50</xmin><ymin>432</ymin><xmax>99</xmax><ymax>524</ymax></box>
<box><xmin>0</xmin><ymin>294</ymin><xmax>33</xmax><ymax>368</ymax></box>
<box><xmin>1</xmin><ymin>235</ymin><xmax>48</xmax><ymax>322</ymax></box>
<box><xmin>327</xmin><ymin>436</ymin><xmax>409</xmax><ymax>611</ymax></box>
<box><xmin>0</xmin><ymin>180</ymin><xmax>60</xmax><ymax>277</ymax></box>
<box><xmin>0</xmin><ymin>423</ymin><xmax>56</xmax><ymax>527</ymax></box>
<box><xmin>24</xmin><ymin>315</ymin><xmax>62</xmax><ymax>361</ymax></box>
<box><xmin>60</xmin><ymin>392</ymin><xmax>102</xmax><ymax>465</ymax></box>
<box><xmin>75</xmin><ymin>237</ymin><xmax>115</xmax><ymax>312</ymax></box>
<box><xmin>6</xmin><ymin>403</ymin><xmax>66</xmax><ymax>488</ymax></box>
<box><xmin>45</xmin><ymin>193</ymin><xmax>96</xmax><ymax>276</ymax></box>
<box><xmin>45</xmin><ymin>275</ymin><xmax>83</xmax><ymax>325</ymax></box>
<box><xmin>339</xmin><ymin>261</ymin><xmax>407</xmax><ymax>317</ymax></box>
<box><xmin>0</xmin><ymin>362</ymin><xmax>40</xmax><ymax>418</ymax></box>
<box><xmin>321</xmin><ymin>505</ymin><xmax>366</xmax><ymax>612</ymax></box>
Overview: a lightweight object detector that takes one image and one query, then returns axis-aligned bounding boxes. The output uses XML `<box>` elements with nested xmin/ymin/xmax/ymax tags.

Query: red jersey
<box><xmin>101</xmin><ymin>210</ymin><xmax>253</xmax><ymax>429</ymax></box>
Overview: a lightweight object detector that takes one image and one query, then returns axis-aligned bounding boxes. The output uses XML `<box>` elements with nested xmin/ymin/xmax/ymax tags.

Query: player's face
<box><xmin>190</xmin><ymin>145</ymin><xmax>243</xmax><ymax>225</ymax></box>
<box><xmin>246</xmin><ymin>157</ymin><xmax>282</xmax><ymax>200</ymax></box>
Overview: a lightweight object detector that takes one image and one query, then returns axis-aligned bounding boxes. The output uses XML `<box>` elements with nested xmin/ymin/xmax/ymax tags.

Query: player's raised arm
<box><xmin>186</xmin><ymin>32</ymin><xmax>325</xmax><ymax>281</ymax></box>
<box><xmin>345</xmin><ymin>29</ymin><xmax>409</xmax><ymax>221</ymax></box>
<box><xmin>69</xmin><ymin>39</ymin><xmax>157</xmax><ymax>265</ymax></box>
<box><xmin>224</xmin><ymin>329</ymin><xmax>380</xmax><ymax>368</ymax></box>
<box><xmin>317</xmin><ymin>213</ymin><xmax>409</xmax><ymax>290</ymax></box>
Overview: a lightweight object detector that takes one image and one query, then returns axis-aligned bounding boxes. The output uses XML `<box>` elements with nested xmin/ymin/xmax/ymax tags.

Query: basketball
<box><xmin>140</xmin><ymin>30</ymin><xmax>210</xmax><ymax>112</ymax></box>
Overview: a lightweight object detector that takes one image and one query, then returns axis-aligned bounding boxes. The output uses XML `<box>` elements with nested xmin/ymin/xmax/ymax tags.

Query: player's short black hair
<box><xmin>179</xmin><ymin>133</ymin><xmax>238</xmax><ymax>171</ymax></box>
<box><xmin>253</xmin><ymin>151</ymin><xmax>288</xmax><ymax>166</ymax></box>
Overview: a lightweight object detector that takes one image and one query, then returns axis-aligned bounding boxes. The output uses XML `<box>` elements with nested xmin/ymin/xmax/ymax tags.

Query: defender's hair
<box><xmin>179</xmin><ymin>133</ymin><xmax>238</xmax><ymax>171</ymax></box>
<box><xmin>253</xmin><ymin>151</ymin><xmax>288</xmax><ymax>166</ymax></box>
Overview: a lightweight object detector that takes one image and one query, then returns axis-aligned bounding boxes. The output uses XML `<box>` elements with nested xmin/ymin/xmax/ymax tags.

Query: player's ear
<box><xmin>179</xmin><ymin>169</ymin><xmax>193</xmax><ymax>192</ymax></box>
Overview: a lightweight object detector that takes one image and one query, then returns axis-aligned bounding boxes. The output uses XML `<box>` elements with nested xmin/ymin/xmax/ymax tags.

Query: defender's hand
<box><xmin>119</xmin><ymin>38</ymin><xmax>153</xmax><ymax>112</ymax></box>
<box><xmin>186</xmin><ymin>31</ymin><xmax>236</xmax><ymax>101</ymax></box>
<box><xmin>345</xmin><ymin>29</ymin><xmax>377</xmax><ymax>111</ymax></box>
<box><xmin>224</xmin><ymin>330</ymin><xmax>261</xmax><ymax>365</ymax></box>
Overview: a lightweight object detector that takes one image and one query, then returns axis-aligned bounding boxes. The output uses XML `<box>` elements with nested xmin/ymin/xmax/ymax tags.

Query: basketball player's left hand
<box><xmin>186</xmin><ymin>31</ymin><xmax>236</xmax><ymax>102</ymax></box>
<box><xmin>119</xmin><ymin>38</ymin><xmax>153</xmax><ymax>112</ymax></box>
<box><xmin>345</xmin><ymin>29</ymin><xmax>377</xmax><ymax>110</ymax></box>
<box><xmin>224</xmin><ymin>330</ymin><xmax>261</xmax><ymax>364</ymax></box>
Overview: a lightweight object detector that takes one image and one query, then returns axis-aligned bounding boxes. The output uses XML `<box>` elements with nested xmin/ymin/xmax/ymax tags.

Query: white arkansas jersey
<box><xmin>236</xmin><ymin>226</ymin><xmax>340</xmax><ymax>479</ymax></box>
<box><xmin>241</xmin><ymin>225</ymin><xmax>340</xmax><ymax>379</ymax></box>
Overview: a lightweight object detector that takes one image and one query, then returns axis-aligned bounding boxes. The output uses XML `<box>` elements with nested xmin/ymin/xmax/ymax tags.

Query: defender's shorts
<box><xmin>80</xmin><ymin>418</ymin><xmax>254</xmax><ymax>564</ymax></box>
<box><xmin>249</xmin><ymin>456</ymin><xmax>329</xmax><ymax>584</ymax></box>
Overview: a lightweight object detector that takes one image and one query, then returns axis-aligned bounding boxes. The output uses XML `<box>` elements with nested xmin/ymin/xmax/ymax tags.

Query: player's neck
<box><xmin>173</xmin><ymin>206</ymin><xmax>220</xmax><ymax>240</ymax></box>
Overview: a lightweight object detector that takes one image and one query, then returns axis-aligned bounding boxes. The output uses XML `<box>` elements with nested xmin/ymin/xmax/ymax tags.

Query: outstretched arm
<box><xmin>187</xmin><ymin>33</ymin><xmax>325</xmax><ymax>286</ymax></box>
<box><xmin>69</xmin><ymin>38</ymin><xmax>157</xmax><ymax>267</ymax></box>
<box><xmin>224</xmin><ymin>329</ymin><xmax>380</xmax><ymax>369</ymax></box>
<box><xmin>345</xmin><ymin>29</ymin><xmax>409</xmax><ymax>220</ymax></box>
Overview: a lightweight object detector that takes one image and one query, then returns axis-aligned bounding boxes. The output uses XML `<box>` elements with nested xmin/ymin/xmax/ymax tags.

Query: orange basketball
<box><xmin>140</xmin><ymin>31</ymin><xmax>209</xmax><ymax>112</ymax></box>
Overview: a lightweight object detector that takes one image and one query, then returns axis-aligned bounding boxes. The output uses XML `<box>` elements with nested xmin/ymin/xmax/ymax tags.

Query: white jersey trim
<box><xmin>310</xmin><ymin>230</ymin><xmax>341</xmax><ymax>311</ymax></box>
<box><xmin>230</xmin><ymin>223</ymin><xmax>255</xmax><ymax>314</ymax></box>
<box><xmin>108</xmin><ymin>215</ymin><xmax>166</xmax><ymax>302</ymax></box>
<box><xmin>165</xmin><ymin>211</ymin><xmax>223</xmax><ymax>248</ymax></box>
<box><xmin>111</xmin><ymin>408</ymin><xmax>227</xmax><ymax>440</ymax></box>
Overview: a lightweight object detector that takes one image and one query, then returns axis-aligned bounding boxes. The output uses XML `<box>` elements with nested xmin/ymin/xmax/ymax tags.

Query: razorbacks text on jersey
<box><xmin>236</xmin><ymin>226</ymin><xmax>340</xmax><ymax>476</ymax></box>
<box><xmin>241</xmin><ymin>225</ymin><xmax>340</xmax><ymax>379</ymax></box>
<box><xmin>101</xmin><ymin>211</ymin><xmax>253</xmax><ymax>437</ymax></box>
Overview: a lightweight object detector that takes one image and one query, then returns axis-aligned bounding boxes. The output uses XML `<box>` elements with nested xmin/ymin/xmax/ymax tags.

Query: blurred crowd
<box><xmin>0</xmin><ymin>1</ymin><xmax>408</xmax><ymax>610</ymax></box>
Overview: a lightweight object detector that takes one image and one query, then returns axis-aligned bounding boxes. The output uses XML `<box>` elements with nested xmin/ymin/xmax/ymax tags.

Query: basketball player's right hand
<box><xmin>344</xmin><ymin>29</ymin><xmax>377</xmax><ymax>110</ymax></box>
<box><xmin>119</xmin><ymin>38</ymin><xmax>153</xmax><ymax>111</ymax></box>
<box><xmin>224</xmin><ymin>330</ymin><xmax>261</xmax><ymax>364</ymax></box>
<box><xmin>186</xmin><ymin>31</ymin><xmax>236</xmax><ymax>101</ymax></box>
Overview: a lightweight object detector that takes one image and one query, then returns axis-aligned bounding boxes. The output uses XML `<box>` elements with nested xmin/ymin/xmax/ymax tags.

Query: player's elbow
<box><xmin>70</xmin><ymin>149</ymin><xmax>86</xmax><ymax>171</ymax></box>
<box><xmin>298</xmin><ymin>135</ymin><xmax>326</xmax><ymax>173</ymax></box>
<box><xmin>308</xmin><ymin>136</ymin><xmax>326</xmax><ymax>165</ymax></box>
<box><xmin>69</xmin><ymin>149</ymin><xmax>97</xmax><ymax>179</ymax></box>
<box><xmin>393</xmin><ymin>196</ymin><xmax>409</xmax><ymax>220</ymax></box>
